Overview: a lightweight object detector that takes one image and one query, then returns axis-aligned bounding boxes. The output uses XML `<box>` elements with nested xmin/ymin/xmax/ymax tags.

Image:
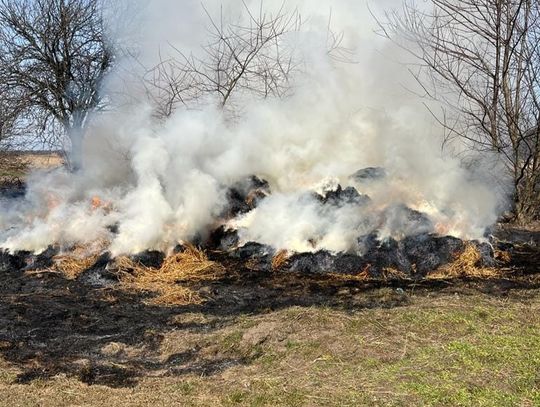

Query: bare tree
<box><xmin>0</xmin><ymin>0</ymin><xmax>114</xmax><ymax>170</ymax></box>
<box><xmin>377</xmin><ymin>0</ymin><xmax>540</xmax><ymax>223</ymax></box>
<box><xmin>144</xmin><ymin>3</ymin><xmax>303</xmax><ymax>119</ymax></box>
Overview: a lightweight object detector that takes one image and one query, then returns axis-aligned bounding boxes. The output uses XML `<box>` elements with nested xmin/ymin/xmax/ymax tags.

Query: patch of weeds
<box><xmin>282</xmin><ymin>389</ymin><xmax>307</xmax><ymax>406</ymax></box>
<box><xmin>172</xmin><ymin>380</ymin><xmax>196</xmax><ymax>396</ymax></box>
<box><xmin>223</xmin><ymin>390</ymin><xmax>249</xmax><ymax>405</ymax></box>
<box><xmin>0</xmin><ymin>369</ymin><xmax>18</xmax><ymax>384</ymax></box>
<box><xmin>404</xmin><ymin>382</ymin><xmax>519</xmax><ymax>407</ymax></box>
<box><xmin>285</xmin><ymin>340</ymin><xmax>302</xmax><ymax>350</ymax></box>
<box><xmin>257</xmin><ymin>351</ymin><xmax>281</xmax><ymax>368</ymax></box>
<box><xmin>220</xmin><ymin>331</ymin><xmax>244</xmax><ymax>352</ymax></box>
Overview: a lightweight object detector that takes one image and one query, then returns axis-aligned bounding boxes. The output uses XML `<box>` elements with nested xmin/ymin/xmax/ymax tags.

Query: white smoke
<box><xmin>0</xmin><ymin>0</ymin><xmax>506</xmax><ymax>255</ymax></box>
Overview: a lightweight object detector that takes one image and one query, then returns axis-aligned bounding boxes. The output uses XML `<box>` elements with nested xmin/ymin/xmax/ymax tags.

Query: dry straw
<box><xmin>429</xmin><ymin>243</ymin><xmax>501</xmax><ymax>279</ymax></box>
<box><xmin>116</xmin><ymin>244</ymin><xmax>224</xmax><ymax>306</ymax></box>
<box><xmin>271</xmin><ymin>249</ymin><xmax>290</xmax><ymax>270</ymax></box>
<box><xmin>52</xmin><ymin>240</ymin><xmax>109</xmax><ymax>279</ymax></box>
<box><xmin>53</xmin><ymin>253</ymin><xmax>99</xmax><ymax>280</ymax></box>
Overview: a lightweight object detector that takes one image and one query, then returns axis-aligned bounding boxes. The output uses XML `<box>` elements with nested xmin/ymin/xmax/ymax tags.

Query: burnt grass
<box><xmin>0</xmin><ymin>231</ymin><xmax>538</xmax><ymax>389</ymax></box>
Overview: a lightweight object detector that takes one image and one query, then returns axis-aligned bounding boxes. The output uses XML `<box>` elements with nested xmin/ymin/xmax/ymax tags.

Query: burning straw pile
<box><xmin>0</xmin><ymin>169</ymin><xmax>514</xmax><ymax>296</ymax></box>
<box><xmin>428</xmin><ymin>243</ymin><xmax>501</xmax><ymax>280</ymax></box>
<box><xmin>114</xmin><ymin>245</ymin><xmax>224</xmax><ymax>306</ymax></box>
<box><xmin>52</xmin><ymin>240</ymin><xmax>109</xmax><ymax>280</ymax></box>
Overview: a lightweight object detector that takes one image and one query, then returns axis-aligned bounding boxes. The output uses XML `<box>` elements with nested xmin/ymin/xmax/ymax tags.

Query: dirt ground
<box><xmin>0</xmin><ymin>240</ymin><xmax>538</xmax><ymax>406</ymax></box>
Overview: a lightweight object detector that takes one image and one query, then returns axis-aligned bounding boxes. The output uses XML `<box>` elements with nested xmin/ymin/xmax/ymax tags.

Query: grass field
<box><xmin>0</xmin><ymin>267</ymin><xmax>540</xmax><ymax>406</ymax></box>
<box><xmin>0</xmin><ymin>151</ymin><xmax>63</xmax><ymax>181</ymax></box>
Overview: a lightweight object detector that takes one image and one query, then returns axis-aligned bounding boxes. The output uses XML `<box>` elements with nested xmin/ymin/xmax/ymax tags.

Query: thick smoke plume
<box><xmin>0</xmin><ymin>0</ymin><xmax>505</xmax><ymax>255</ymax></box>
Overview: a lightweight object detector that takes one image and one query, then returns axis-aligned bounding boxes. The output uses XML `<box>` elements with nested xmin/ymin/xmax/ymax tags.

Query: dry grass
<box><xmin>494</xmin><ymin>249</ymin><xmax>512</xmax><ymax>263</ymax></box>
<box><xmin>382</xmin><ymin>267</ymin><xmax>410</xmax><ymax>280</ymax></box>
<box><xmin>0</xmin><ymin>153</ymin><xmax>28</xmax><ymax>182</ymax></box>
<box><xmin>3</xmin><ymin>288</ymin><xmax>540</xmax><ymax>406</ymax></box>
<box><xmin>53</xmin><ymin>254</ymin><xmax>100</xmax><ymax>280</ymax></box>
<box><xmin>20</xmin><ymin>152</ymin><xmax>64</xmax><ymax>170</ymax></box>
<box><xmin>51</xmin><ymin>240</ymin><xmax>109</xmax><ymax>280</ymax></box>
<box><xmin>0</xmin><ymin>151</ymin><xmax>64</xmax><ymax>182</ymax></box>
<box><xmin>429</xmin><ymin>243</ymin><xmax>501</xmax><ymax>279</ymax></box>
<box><xmin>116</xmin><ymin>245</ymin><xmax>224</xmax><ymax>306</ymax></box>
<box><xmin>271</xmin><ymin>250</ymin><xmax>290</xmax><ymax>270</ymax></box>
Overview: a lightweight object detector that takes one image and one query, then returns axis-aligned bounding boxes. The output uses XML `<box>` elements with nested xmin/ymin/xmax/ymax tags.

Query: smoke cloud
<box><xmin>0</xmin><ymin>0</ymin><xmax>506</xmax><ymax>255</ymax></box>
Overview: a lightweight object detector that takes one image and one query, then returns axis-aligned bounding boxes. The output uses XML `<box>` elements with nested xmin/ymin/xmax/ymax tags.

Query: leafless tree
<box><xmin>146</xmin><ymin>3</ymin><xmax>351</xmax><ymax>121</ymax></box>
<box><xmin>144</xmin><ymin>3</ymin><xmax>303</xmax><ymax>119</ymax></box>
<box><xmin>376</xmin><ymin>0</ymin><xmax>540</xmax><ymax>223</ymax></box>
<box><xmin>0</xmin><ymin>0</ymin><xmax>114</xmax><ymax>170</ymax></box>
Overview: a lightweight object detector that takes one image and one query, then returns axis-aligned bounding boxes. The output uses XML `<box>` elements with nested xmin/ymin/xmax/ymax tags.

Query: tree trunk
<box><xmin>514</xmin><ymin>176</ymin><xmax>540</xmax><ymax>224</ymax></box>
<box><xmin>67</xmin><ymin>115</ymin><xmax>85</xmax><ymax>172</ymax></box>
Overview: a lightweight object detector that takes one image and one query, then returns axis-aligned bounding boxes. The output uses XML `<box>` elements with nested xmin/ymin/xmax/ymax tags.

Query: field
<box><xmin>0</xmin><ymin>151</ymin><xmax>63</xmax><ymax>181</ymax></box>
<box><xmin>0</xmin><ymin>251</ymin><xmax>539</xmax><ymax>407</ymax></box>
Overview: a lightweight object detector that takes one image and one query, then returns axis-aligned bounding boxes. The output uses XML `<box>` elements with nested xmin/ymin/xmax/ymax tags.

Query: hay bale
<box><xmin>116</xmin><ymin>245</ymin><xmax>223</xmax><ymax>306</ymax></box>
<box><xmin>428</xmin><ymin>243</ymin><xmax>501</xmax><ymax>279</ymax></box>
<box><xmin>53</xmin><ymin>254</ymin><xmax>99</xmax><ymax>280</ymax></box>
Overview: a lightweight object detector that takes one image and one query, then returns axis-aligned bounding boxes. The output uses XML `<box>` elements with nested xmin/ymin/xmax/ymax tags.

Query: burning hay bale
<box><xmin>21</xmin><ymin>246</ymin><xmax>59</xmax><ymax>271</ymax></box>
<box><xmin>428</xmin><ymin>242</ymin><xmax>501</xmax><ymax>279</ymax></box>
<box><xmin>221</xmin><ymin>230</ymin><xmax>500</xmax><ymax>280</ymax></box>
<box><xmin>0</xmin><ymin>249</ymin><xmax>29</xmax><ymax>272</ymax></box>
<box><xmin>129</xmin><ymin>250</ymin><xmax>165</xmax><ymax>269</ymax></box>
<box><xmin>284</xmin><ymin>251</ymin><xmax>362</xmax><ymax>275</ymax></box>
<box><xmin>380</xmin><ymin>205</ymin><xmax>434</xmax><ymax>238</ymax></box>
<box><xmin>320</xmin><ymin>185</ymin><xmax>370</xmax><ymax>207</ymax></box>
<box><xmin>222</xmin><ymin>175</ymin><xmax>271</xmax><ymax>218</ymax></box>
<box><xmin>206</xmin><ymin>225</ymin><xmax>240</xmax><ymax>251</ymax></box>
<box><xmin>400</xmin><ymin>234</ymin><xmax>464</xmax><ymax>275</ymax></box>
<box><xmin>115</xmin><ymin>245</ymin><xmax>224</xmax><ymax>305</ymax></box>
<box><xmin>230</xmin><ymin>242</ymin><xmax>276</xmax><ymax>272</ymax></box>
<box><xmin>53</xmin><ymin>253</ymin><xmax>100</xmax><ymax>280</ymax></box>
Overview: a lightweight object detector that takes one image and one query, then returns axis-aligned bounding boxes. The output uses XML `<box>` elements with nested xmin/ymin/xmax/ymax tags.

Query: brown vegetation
<box><xmin>116</xmin><ymin>245</ymin><xmax>225</xmax><ymax>306</ymax></box>
<box><xmin>0</xmin><ymin>151</ymin><xmax>63</xmax><ymax>183</ymax></box>
<box><xmin>429</xmin><ymin>243</ymin><xmax>502</xmax><ymax>279</ymax></box>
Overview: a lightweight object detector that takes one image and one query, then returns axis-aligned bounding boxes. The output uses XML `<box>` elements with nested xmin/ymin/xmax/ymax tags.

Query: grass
<box><xmin>0</xmin><ymin>151</ymin><xmax>63</xmax><ymax>182</ymax></box>
<box><xmin>1</xmin><ymin>288</ymin><xmax>540</xmax><ymax>406</ymax></box>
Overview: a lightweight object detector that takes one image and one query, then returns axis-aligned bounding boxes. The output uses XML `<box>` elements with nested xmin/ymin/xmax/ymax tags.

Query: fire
<box><xmin>90</xmin><ymin>196</ymin><xmax>112</xmax><ymax>213</ymax></box>
<box><xmin>435</xmin><ymin>222</ymin><xmax>450</xmax><ymax>236</ymax></box>
<box><xmin>45</xmin><ymin>192</ymin><xmax>61</xmax><ymax>212</ymax></box>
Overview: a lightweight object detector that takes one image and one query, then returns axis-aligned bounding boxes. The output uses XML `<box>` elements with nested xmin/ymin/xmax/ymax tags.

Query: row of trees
<box><xmin>0</xmin><ymin>0</ymin><xmax>538</xmax><ymax>222</ymax></box>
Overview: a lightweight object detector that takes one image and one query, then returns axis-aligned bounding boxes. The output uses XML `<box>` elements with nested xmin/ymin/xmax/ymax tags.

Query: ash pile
<box><xmin>0</xmin><ymin>168</ymin><xmax>510</xmax><ymax>280</ymax></box>
<box><xmin>205</xmin><ymin>168</ymin><xmax>500</xmax><ymax>279</ymax></box>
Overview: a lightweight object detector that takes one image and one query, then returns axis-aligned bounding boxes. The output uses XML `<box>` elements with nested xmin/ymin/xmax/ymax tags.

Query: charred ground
<box><xmin>0</xmin><ymin>226</ymin><xmax>537</xmax><ymax>382</ymax></box>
